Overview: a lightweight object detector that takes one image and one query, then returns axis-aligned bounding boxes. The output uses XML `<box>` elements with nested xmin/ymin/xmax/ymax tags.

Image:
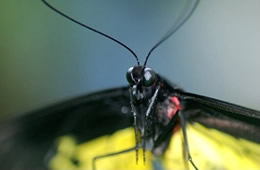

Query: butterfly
<box><xmin>0</xmin><ymin>0</ymin><xmax>260</xmax><ymax>170</ymax></box>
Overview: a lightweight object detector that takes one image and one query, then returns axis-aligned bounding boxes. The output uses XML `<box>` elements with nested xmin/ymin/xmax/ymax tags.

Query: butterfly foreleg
<box><xmin>179</xmin><ymin>110</ymin><xmax>199</xmax><ymax>170</ymax></box>
<box><xmin>92</xmin><ymin>145</ymin><xmax>141</xmax><ymax>170</ymax></box>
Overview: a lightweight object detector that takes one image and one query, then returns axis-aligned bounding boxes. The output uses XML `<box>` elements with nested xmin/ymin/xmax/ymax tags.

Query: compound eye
<box><xmin>143</xmin><ymin>68</ymin><xmax>157</xmax><ymax>87</ymax></box>
<box><xmin>126</xmin><ymin>67</ymin><xmax>135</xmax><ymax>85</ymax></box>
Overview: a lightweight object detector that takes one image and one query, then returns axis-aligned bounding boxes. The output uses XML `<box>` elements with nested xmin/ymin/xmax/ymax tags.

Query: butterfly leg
<box><xmin>179</xmin><ymin>110</ymin><xmax>199</xmax><ymax>170</ymax></box>
<box><xmin>143</xmin><ymin>85</ymin><xmax>161</xmax><ymax>162</ymax></box>
<box><xmin>129</xmin><ymin>88</ymin><xmax>141</xmax><ymax>164</ymax></box>
<box><xmin>92</xmin><ymin>145</ymin><xmax>141</xmax><ymax>170</ymax></box>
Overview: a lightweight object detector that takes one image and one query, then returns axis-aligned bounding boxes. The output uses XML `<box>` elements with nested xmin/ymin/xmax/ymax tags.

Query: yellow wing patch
<box><xmin>49</xmin><ymin>128</ymin><xmax>154</xmax><ymax>170</ymax></box>
<box><xmin>164</xmin><ymin>123</ymin><xmax>260</xmax><ymax>170</ymax></box>
<box><xmin>49</xmin><ymin>123</ymin><xmax>260</xmax><ymax>170</ymax></box>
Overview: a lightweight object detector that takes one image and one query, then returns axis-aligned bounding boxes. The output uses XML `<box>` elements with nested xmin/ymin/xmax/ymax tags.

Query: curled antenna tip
<box><xmin>144</xmin><ymin>0</ymin><xmax>199</xmax><ymax>66</ymax></box>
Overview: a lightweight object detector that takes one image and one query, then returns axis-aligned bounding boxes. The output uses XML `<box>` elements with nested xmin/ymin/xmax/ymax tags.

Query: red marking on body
<box><xmin>167</xmin><ymin>97</ymin><xmax>182</xmax><ymax>118</ymax></box>
<box><xmin>166</xmin><ymin>97</ymin><xmax>182</xmax><ymax>133</ymax></box>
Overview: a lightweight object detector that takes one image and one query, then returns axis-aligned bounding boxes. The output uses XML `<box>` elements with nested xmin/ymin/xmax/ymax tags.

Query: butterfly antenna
<box><xmin>41</xmin><ymin>0</ymin><xmax>140</xmax><ymax>65</ymax></box>
<box><xmin>144</xmin><ymin>0</ymin><xmax>199</xmax><ymax>66</ymax></box>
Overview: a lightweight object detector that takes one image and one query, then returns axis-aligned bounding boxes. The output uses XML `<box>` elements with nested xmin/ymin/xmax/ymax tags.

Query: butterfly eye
<box><xmin>143</xmin><ymin>68</ymin><xmax>157</xmax><ymax>87</ymax></box>
<box><xmin>126</xmin><ymin>67</ymin><xmax>135</xmax><ymax>85</ymax></box>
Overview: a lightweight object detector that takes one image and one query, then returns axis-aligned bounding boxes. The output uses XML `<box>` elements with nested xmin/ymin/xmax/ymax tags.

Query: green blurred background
<box><xmin>0</xmin><ymin>0</ymin><xmax>260</xmax><ymax>120</ymax></box>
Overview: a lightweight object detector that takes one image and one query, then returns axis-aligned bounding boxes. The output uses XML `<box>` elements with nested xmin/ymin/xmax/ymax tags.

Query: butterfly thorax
<box><xmin>126</xmin><ymin>66</ymin><xmax>182</xmax><ymax>155</ymax></box>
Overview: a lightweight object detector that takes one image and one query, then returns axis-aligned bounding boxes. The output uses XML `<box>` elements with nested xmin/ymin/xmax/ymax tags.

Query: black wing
<box><xmin>0</xmin><ymin>87</ymin><xmax>132</xmax><ymax>170</ymax></box>
<box><xmin>176</xmin><ymin>91</ymin><xmax>260</xmax><ymax>143</ymax></box>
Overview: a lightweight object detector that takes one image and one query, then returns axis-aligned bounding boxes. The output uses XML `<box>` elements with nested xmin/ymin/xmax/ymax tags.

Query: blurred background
<box><xmin>0</xmin><ymin>0</ymin><xmax>260</xmax><ymax>120</ymax></box>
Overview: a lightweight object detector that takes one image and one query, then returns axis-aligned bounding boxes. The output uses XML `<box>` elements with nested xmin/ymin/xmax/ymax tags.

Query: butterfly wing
<box><xmin>1</xmin><ymin>85</ymin><xmax>260</xmax><ymax>170</ymax></box>
<box><xmin>165</xmin><ymin>90</ymin><xmax>260</xmax><ymax>169</ymax></box>
<box><xmin>164</xmin><ymin>123</ymin><xmax>260</xmax><ymax>170</ymax></box>
<box><xmin>0</xmin><ymin>87</ymin><xmax>132</xmax><ymax>169</ymax></box>
<box><xmin>177</xmin><ymin>91</ymin><xmax>260</xmax><ymax>142</ymax></box>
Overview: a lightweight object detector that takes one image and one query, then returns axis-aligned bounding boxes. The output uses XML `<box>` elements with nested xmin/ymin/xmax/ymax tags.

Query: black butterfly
<box><xmin>0</xmin><ymin>0</ymin><xmax>260</xmax><ymax>170</ymax></box>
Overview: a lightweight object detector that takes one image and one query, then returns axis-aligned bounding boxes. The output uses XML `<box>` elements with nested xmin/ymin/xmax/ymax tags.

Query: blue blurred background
<box><xmin>0</xmin><ymin>0</ymin><xmax>260</xmax><ymax>120</ymax></box>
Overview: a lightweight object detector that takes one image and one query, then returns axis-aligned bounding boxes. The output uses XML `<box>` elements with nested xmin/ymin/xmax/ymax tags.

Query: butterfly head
<box><xmin>126</xmin><ymin>66</ymin><xmax>158</xmax><ymax>105</ymax></box>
